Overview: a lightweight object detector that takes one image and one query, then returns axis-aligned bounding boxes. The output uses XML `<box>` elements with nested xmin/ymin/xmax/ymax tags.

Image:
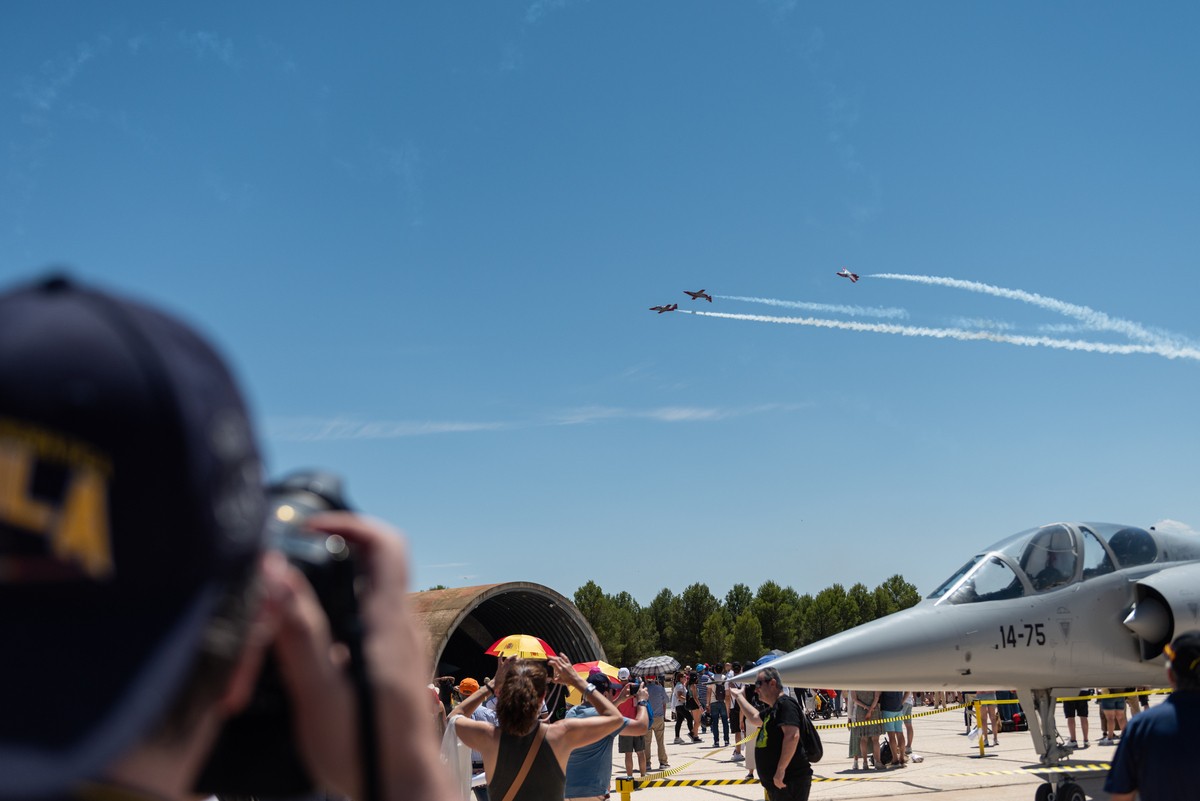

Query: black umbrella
<box><xmin>631</xmin><ymin>655</ymin><xmax>681</xmax><ymax>677</ymax></box>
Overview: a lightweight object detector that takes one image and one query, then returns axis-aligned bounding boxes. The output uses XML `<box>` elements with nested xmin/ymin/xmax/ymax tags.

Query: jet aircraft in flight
<box><xmin>730</xmin><ymin>522</ymin><xmax>1200</xmax><ymax>800</ymax></box>
<box><xmin>836</xmin><ymin>269</ymin><xmax>859</xmax><ymax>283</ymax></box>
<box><xmin>649</xmin><ymin>304</ymin><xmax>678</xmax><ymax>313</ymax></box>
<box><xmin>684</xmin><ymin>290</ymin><xmax>713</xmax><ymax>302</ymax></box>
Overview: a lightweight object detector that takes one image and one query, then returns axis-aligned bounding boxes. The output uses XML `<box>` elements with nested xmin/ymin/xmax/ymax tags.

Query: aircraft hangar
<box><xmin>411</xmin><ymin>582</ymin><xmax>605</xmax><ymax>681</ymax></box>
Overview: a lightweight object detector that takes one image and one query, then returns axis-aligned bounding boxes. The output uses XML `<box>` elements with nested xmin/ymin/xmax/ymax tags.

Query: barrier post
<box><xmin>617</xmin><ymin>775</ymin><xmax>634</xmax><ymax>801</ymax></box>
<box><xmin>975</xmin><ymin>700</ymin><xmax>984</xmax><ymax>757</ymax></box>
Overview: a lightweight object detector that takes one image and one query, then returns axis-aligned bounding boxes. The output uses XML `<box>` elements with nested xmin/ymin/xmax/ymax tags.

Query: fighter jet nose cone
<box><xmin>1123</xmin><ymin>597</ymin><xmax>1170</xmax><ymax>643</ymax></box>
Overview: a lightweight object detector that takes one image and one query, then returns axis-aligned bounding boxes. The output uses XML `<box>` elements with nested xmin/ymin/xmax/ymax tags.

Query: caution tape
<box><xmin>1055</xmin><ymin>688</ymin><xmax>1167</xmax><ymax>702</ymax></box>
<box><xmin>816</xmin><ymin>702</ymin><xmax>968</xmax><ymax>729</ymax></box>
<box><xmin>641</xmin><ymin>702</ymin><xmax>970</xmax><ymax>782</ymax></box>
<box><xmin>620</xmin><ymin>763</ymin><xmax>1115</xmax><ymax>794</ymax></box>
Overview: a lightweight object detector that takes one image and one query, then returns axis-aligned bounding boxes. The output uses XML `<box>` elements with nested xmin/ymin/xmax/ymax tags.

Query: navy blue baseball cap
<box><xmin>0</xmin><ymin>276</ymin><xmax>266</xmax><ymax>796</ymax></box>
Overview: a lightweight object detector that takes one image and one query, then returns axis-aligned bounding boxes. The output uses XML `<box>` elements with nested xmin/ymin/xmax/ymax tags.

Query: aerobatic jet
<box><xmin>728</xmin><ymin>521</ymin><xmax>1200</xmax><ymax>801</ymax></box>
<box><xmin>684</xmin><ymin>290</ymin><xmax>713</xmax><ymax>302</ymax></box>
<box><xmin>836</xmin><ymin>269</ymin><xmax>859</xmax><ymax>283</ymax></box>
<box><xmin>649</xmin><ymin>304</ymin><xmax>678</xmax><ymax>313</ymax></box>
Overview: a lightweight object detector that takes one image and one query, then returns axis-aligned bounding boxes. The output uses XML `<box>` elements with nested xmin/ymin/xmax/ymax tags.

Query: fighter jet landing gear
<box><xmin>1034</xmin><ymin>780</ymin><xmax>1085</xmax><ymax>801</ymax></box>
<box><xmin>1017</xmin><ymin>689</ymin><xmax>1072</xmax><ymax>766</ymax></box>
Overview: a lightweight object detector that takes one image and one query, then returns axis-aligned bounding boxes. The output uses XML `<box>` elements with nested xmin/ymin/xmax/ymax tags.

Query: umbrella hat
<box><xmin>485</xmin><ymin>634</ymin><xmax>557</xmax><ymax>660</ymax></box>
<box><xmin>566</xmin><ymin>660</ymin><xmax>622</xmax><ymax>705</ymax></box>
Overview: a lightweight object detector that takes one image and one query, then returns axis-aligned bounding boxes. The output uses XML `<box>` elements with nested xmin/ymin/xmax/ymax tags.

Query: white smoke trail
<box><xmin>678</xmin><ymin>309</ymin><xmax>1200</xmax><ymax>361</ymax></box>
<box><xmin>717</xmin><ymin>295</ymin><xmax>908</xmax><ymax>320</ymax></box>
<box><xmin>870</xmin><ymin>273</ymin><xmax>1193</xmax><ymax>349</ymax></box>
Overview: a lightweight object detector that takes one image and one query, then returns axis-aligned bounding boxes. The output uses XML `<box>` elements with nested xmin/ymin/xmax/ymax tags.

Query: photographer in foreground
<box><xmin>0</xmin><ymin>277</ymin><xmax>454</xmax><ymax>800</ymax></box>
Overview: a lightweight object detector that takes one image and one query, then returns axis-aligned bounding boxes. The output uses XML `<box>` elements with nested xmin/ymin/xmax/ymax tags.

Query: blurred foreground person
<box><xmin>0</xmin><ymin>277</ymin><xmax>453</xmax><ymax>800</ymax></box>
<box><xmin>1105</xmin><ymin>632</ymin><xmax>1200</xmax><ymax>801</ymax></box>
<box><xmin>452</xmin><ymin>655</ymin><xmax>631</xmax><ymax>800</ymax></box>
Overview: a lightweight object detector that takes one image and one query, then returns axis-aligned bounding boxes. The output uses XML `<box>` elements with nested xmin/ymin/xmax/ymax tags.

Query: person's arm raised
<box><xmin>728</xmin><ymin>686</ymin><xmax>762</xmax><ymax>728</ymax></box>
<box><xmin>550</xmin><ymin>656</ymin><xmax>627</xmax><ymax>751</ymax></box>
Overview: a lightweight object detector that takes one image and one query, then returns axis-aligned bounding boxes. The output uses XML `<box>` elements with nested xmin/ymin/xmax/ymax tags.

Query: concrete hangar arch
<box><xmin>411</xmin><ymin>582</ymin><xmax>606</xmax><ymax>681</ymax></box>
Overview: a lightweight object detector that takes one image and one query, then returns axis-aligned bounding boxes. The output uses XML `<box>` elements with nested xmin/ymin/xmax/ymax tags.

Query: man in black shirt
<box><xmin>730</xmin><ymin>667</ymin><xmax>813</xmax><ymax>800</ymax></box>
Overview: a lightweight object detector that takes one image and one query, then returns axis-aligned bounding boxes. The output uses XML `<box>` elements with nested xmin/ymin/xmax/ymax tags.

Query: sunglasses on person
<box><xmin>755</xmin><ymin>678</ymin><xmax>773</xmax><ymax>686</ymax></box>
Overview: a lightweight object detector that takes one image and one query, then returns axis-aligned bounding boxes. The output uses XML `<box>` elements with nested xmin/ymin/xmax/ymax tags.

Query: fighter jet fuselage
<box><xmin>732</xmin><ymin>522</ymin><xmax>1200</xmax><ymax>771</ymax></box>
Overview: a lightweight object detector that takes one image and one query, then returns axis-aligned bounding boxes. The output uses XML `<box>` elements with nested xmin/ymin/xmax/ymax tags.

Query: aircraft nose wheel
<box><xmin>1034</xmin><ymin>781</ymin><xmax>1085</xmax><ymax>801</ymax></box>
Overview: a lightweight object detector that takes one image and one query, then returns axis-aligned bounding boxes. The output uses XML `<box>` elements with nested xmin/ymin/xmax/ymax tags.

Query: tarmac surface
<box><xmin>600</xmin><ymin>699</ymin><xmax>1144</xmax><ymax>801</ymax></box>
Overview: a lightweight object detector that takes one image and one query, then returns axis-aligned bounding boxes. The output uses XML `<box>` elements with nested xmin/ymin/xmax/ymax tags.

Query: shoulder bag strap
<box><xmin>501</xmin><ymin>723</ymin><xmax>546</xmax><ymax>801</ymax></box>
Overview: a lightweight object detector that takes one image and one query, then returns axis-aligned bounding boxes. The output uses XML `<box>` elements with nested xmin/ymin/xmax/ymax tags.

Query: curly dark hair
<box><xmin>496</xmin><ymin>658</ymin><xmax>548</xmax><ymax>736</ymax></box>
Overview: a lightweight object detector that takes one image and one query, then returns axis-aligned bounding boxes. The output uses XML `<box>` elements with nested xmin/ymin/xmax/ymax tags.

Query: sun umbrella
<box><xmin>631</xmin><ymin>655</ymin><xmax>680</xmax><ymax>677</ymax></box>
<box><xmin>566</xmin><ymin>660</ymin><xmax>622</xmax><ymax>705</ymax></box>
<box><xmin>485</xmin><ymin>634</ymin><xmax>557</xmax><ymax>660</ymax></box>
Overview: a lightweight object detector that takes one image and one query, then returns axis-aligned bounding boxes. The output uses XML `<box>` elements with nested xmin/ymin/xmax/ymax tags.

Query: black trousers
<box><xmin>765</xmin><ymin>778</ymin><xmax>812</xmax><ymax>801</ymax></box>
<box><xmin>675</xmin><ymin>704</ymin><xmax>694</xmax><ymax>737</ymax></box>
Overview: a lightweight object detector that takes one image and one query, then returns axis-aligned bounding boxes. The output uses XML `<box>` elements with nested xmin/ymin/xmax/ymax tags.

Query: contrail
<box><xmin>716</xmin><ymin>295</ymin><xmax>908</xmax><ymax>320</ymax></box>
<box><xmin>678</xmin><ymin>310</ymin><xmax>1200</xmax><ymax>361</ymax></box>
<box><xmin>869</xmin><ymin>273</ymin><xmax>1191</xmax><ymax>348</ymax></box>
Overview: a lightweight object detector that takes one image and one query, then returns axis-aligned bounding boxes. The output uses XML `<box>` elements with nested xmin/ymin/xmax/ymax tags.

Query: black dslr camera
<box><xmin>196</xmin><ymin>470</ymin><xmax>380</xmax><ymax>800</ymax></box>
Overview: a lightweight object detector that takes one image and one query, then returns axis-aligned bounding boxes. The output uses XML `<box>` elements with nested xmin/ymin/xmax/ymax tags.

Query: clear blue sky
<box><xmin>4</xmin><ymin>2</ymin><xmax>1198</xmax><ymax>604</ymax></box>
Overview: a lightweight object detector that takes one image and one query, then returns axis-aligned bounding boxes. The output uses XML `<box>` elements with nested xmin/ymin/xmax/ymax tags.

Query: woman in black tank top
<box><xmin>452</xmin><ymin>654</ymin><xmax>634</xmax><ymax>801</ymax></box>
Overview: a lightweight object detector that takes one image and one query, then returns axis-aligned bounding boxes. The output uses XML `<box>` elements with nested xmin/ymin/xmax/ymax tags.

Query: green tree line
<box><xmin>573</xmin><ymin>576</ymin><xmax>921</xmax><ymax>668</ymax></box>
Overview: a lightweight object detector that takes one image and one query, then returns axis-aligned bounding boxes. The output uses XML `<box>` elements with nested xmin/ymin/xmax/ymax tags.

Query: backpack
<box><xmin>714</xmin><ymin>681</ymin><xmax>726</xmax><ymax>703</ymax></box>
<box><xmin>880</xmin><ymin>739</ymin><xmax>892</xmax><ymax>766</ymax></box>
<box><xmin>780</xmin><ymin>694</ymin><xmax>823</xmax><ymax>763</ymax></box>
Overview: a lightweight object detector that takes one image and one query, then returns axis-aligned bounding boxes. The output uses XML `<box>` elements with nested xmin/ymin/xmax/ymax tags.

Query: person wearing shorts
<box><xmin>975</xmin><ymin>691</ymin><xmax>999</xmax><ymax>748</ymax></box>
<box><xmin>1063</xmin><ymin>689</ymin><xmax>1091</xmax><ymax>748</ymax></box>
<box><xmin>901</xmin><ymin>692</ymin><xmax>915</xmax><ymax>754</ymax></box>
<box><xmin>1099</xmin><ymin>689</ymin><xmax>1127</xmax><ymax>745</ymax></box>
<box><xmin>878</xmin><ymin>691</ymin><xmax>907</xmax><ymax>767</ymax></box>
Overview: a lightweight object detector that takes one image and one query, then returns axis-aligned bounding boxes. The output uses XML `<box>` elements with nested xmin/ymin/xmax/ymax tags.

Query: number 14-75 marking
<box><xmin>1000</xmin><ymin>623</ymin><xmax>1045</xmax><ymax>648</ymax></box>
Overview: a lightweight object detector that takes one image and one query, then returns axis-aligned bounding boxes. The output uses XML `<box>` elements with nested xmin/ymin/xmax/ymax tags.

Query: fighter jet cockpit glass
<box><xmin>927</xmin><ymin>555</ymin><xmax>983</xmax><ymax>600</ymax></box>
<box><xmin>1015</xmin><ymin>525</ymin><xmax>1077</xmax><ymax>592</ymax></box>
<box><xmin>1085</xmin><ymin>524</ymin><xmax>1159</xmax><ymax>568</ymax></box>
<box><xmin>942</xmin><ymin>555</ymin><xmax>1026</xmax><ymax>605</ymax></box>
<box><xmin>1079</xmin><ymin>527</ymin><xmax>1117</xmax><ymax>580</ymax></box>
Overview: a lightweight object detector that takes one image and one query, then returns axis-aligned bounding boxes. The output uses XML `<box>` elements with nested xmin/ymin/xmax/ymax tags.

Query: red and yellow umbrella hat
<box><xmin>485</xmin><ymin>634</ymin><xmax>557</xmax><ymax>661</ymax></box>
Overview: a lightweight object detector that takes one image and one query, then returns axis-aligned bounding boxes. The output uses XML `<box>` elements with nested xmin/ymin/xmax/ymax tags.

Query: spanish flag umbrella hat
<box><xmin>485</xmin><ymin>634</ymin><xmax>557</xmax><ymax>660</ymax></box>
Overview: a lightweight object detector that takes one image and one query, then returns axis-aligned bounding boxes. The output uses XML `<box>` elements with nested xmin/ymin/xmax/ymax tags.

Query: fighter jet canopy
<box><xmin>928</xmin><ymin>523</ymin><xmax>1160</xmax><ymax>606</ymax></box>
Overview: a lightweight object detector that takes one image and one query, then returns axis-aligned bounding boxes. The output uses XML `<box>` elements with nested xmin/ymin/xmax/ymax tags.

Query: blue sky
<box><xmin>4</xmin><ymin>2</ymin><xmax>1199</xmax><ymax>604</ymax></box>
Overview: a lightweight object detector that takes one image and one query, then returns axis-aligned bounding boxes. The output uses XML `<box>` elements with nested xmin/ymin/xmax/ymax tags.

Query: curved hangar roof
<box><xmin>411</xmin><ymin>582</ymin><xmax>605</xmax><ymax>681</ymax></box>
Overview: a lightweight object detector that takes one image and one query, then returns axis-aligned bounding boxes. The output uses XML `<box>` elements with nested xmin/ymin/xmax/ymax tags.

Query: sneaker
<box><xmin>905</xmin><ymin>746</ymin><xmax>912</xmax><ymax>755</ymax></box>
<box><xmin>690</xmin><ymin>736</ymin><xmax>700</xmax><ymax>743</ymax></box>
<box><xmin>659</xmin><ymin>763</ymin><xmax>670</xmax><ymax>770</ymax></box>
<box><xmin>1081</xmin><ymin>740</ymin><xmax>1090</xmax><ymax>749</ymax></box>
<box><xmin>673</xmin><ymin>737</ymin><xmax>684</xmax><ymax>744</ymax></box>
<box><xmin>1098</xmin><ymin>736</ymin><xmax>1114</xmax><ymax>745</ymax></box>
<box><xmin>1067</xmin><ymin>740</ymin><xmax>1078</xmax><ymax>748</ymax></box>
<box><xmin>731</xmin><ymin>753</ymin><xmax>745</xmax><ymax>762</ymax></box>
<box><xmin>724</xmin><ymin>741</ymin><xmax>730</xmax><ymax>747</ymax></box>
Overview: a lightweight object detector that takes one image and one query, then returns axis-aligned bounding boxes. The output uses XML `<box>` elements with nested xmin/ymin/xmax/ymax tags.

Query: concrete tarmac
<box><xmin>606</xmin><ymin>701</ymin><xmax>1139</xmax><ymax>801</ymax></box>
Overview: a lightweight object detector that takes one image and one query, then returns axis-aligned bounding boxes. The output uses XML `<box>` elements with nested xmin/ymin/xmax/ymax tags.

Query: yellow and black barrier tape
<box><xmin>619</xmin><ymin>763</ymin><xmax>1114</xmax><ymax>795</ymax></box>
<box><xmin>1055</xmin><ymin>688</ymin><xmax>1167</xmax><ymax>702</ymax></box>
<box><xmin>642</xmin><ymin>701</ymin><xmax>972</xmax><ymax>782</ymax></box>
<box><xmin>817</xmin><ymin>702</ymin><xmax>968</xmax><ymax>729</ymax></box>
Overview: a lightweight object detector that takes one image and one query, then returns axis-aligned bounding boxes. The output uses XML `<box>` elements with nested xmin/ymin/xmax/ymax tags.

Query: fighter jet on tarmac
<box><xmin>730</xmin><ymin>522</ymin><xmax>1200</xmax><ymax>799</ymax></box>
<box><xmin>836</xmin><ymin>269</ymin><xmax>859</xmax><ymax>283</ymax></box>
<box><xmin>649</xmin><ymin>304</ymin><xmax>678</xmax><ymax>313</ymax></box>
<box><xmin>684</xmin><ymin>290</ymin><xmax>713</xmax><ymax>302</ymax></box>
